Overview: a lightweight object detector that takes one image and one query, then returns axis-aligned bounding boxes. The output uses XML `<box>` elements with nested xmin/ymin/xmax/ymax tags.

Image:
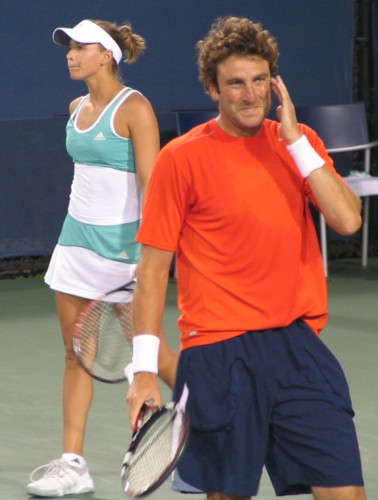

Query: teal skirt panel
<box><xmin>58</xmin><ymin>214</ymin><xmax>141</xmax><ymax>263</ymax></box>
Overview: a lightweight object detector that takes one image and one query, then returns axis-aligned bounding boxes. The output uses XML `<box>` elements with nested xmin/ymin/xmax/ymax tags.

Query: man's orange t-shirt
<box><xmin>137</xmin><ymin>118</ymin><xmax>334</xmax><ymax>349</ymax></box>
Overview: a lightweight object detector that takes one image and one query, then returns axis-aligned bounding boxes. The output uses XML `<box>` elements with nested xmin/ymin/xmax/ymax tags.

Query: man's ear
<box><xmin>208</xmin><ymin>82</ymin><xmax>219</xmax><ymax>102</ymax></box>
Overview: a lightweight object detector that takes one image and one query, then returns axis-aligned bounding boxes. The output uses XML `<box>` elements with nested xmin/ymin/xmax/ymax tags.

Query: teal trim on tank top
<box><xmin>66</xmin><ymin>88</ymin><xmax>136</xmax><ymax>172</ymax></box>
<box><xmin>58</xmin><ymin>214</ymin><xmax>141</xmax><ymax>263</ymax></box>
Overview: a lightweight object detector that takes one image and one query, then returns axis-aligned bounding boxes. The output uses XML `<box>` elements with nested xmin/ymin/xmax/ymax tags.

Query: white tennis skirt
<box><xmin>45</xmin><ymin>244</ymin><xmax>136</xmax><ymax>301</ymax></box>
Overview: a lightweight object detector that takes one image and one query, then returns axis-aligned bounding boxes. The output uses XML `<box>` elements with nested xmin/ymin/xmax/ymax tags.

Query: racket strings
<box><xmin>124</xmin><ymin>409</ymin><xmax>187</xmax><ymax>495</ymax></box>
<box><xmin>75</xmin><ymin>300</ymin><xmax>133</xmax><ymax>382</ymax></box>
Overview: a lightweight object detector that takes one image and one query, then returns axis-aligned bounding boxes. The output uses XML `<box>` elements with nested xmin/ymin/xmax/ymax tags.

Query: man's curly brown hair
<box><xmin>196</xmin><ymin>17</ymin><xmax>279</xmax><ymax>93</ymax></box>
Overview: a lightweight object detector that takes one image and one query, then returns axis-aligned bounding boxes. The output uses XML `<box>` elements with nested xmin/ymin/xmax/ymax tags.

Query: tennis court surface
<box><xmin>1</xmin><ymin>258</ymin><xmax>377</xmax><ymax>499</ymax></box>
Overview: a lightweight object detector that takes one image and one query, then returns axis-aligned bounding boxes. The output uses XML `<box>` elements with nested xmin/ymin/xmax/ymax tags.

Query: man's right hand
<box><xmin>126</xmin><ymin>371</ymin><xmax>162</xmax><ymax>429</ymax></box>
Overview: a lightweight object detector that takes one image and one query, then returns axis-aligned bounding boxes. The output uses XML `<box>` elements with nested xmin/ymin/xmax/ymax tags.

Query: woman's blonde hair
<box><xmin>92</xmin><ymin>19</ymin><xmax>146</xmax><ymax>71</ymax></box>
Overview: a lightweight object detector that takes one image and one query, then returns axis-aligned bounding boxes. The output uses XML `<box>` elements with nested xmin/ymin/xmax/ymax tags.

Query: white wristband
<box><xmin>132</xmin><ymin>334</ymin><xmax>160</xmax><ymax>375</ymax></box>
<box><xmin>287</xmin><ymin>135</ymin><xmax>324</xmax><ymax>178</ymax></box>
<box><xmin>124</xmin><ymin>363</ymin><xmax>134</xmax><ymax>384</ymax></box>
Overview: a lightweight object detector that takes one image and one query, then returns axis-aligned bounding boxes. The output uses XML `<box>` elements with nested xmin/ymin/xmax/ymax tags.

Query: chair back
<box><xmin>175</xmin><ymin>109</ymin><xmax>218</xmax><ymax>135</ymax></box>
<box><xmin>295</xmin><ymin>103</ymin><xmax>369</xmax><ymax>149</ymax></box>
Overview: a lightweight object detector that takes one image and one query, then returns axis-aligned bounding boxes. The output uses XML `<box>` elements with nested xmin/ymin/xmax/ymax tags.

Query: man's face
<box><xmin>209</xmin><ymin>55</ymin><xmax>272</xmax><ymax>137</ymax></box>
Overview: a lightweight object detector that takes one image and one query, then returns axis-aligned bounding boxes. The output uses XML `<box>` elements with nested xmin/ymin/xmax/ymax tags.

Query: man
<box><xmin>128</xmin><ymin>16</ymin><xmax>366</xmax><ymax>500</ymax></box>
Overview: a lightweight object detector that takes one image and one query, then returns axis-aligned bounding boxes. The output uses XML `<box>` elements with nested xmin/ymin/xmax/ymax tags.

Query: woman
<box><xmin>27</xmin><ymin>19</ymin><xmax>177</xmax><ymax>497</ymax></box>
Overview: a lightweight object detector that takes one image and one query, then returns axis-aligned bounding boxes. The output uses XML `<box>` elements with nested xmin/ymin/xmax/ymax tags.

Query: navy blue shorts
<box><xmin>173</xmin><ymin>320</ymin><xmax>364</xmax><ymax>496</ymax></box>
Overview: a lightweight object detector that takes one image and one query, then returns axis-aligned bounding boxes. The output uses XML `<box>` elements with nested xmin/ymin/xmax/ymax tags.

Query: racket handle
<box><xmin>125</xmin><ymin>364</ymin><xmax>157</xmax><ymax>432</ymax></box>
<box><xmin>124</xmin><ymin>364</ymin><xmax>134</xmax><ymax>384</ymax></box>
<box><xmin>133</xmin><ymin>400</ymin><xmax>155</xmax><ymax>433</ymax></box>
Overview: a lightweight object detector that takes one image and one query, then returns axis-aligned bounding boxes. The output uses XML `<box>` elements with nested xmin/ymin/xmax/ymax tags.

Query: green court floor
<box><xmin>1</xmin><ymin>259</ymin><xmax>377</xmax><ymax>499</ymax></box>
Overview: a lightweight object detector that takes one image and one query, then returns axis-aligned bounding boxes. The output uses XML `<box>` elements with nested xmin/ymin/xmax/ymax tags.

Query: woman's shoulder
<box><xmin>117</xmin><ymin>88</ymin><xmax>155</xmax><ymax>119</ymax></box>
<box><xmin>118</xmin><ymin>87</ymin><xmax>147</xmax><ymax>107</ymax></box>
<box><xmin>69</xmin><ymin>95</ymin><xmax>87</xmax><ymax>115</ymax></box>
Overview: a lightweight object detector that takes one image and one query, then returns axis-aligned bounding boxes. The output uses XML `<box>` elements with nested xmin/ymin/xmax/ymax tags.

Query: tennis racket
<box><xmin>121</xmin><ymin>384</ymin><xmax>190</xmax><ymax>498</ymax></box>
<box><xmin>73</xmin><ymin>279</ymin><xmax>136</xmax><ymax>383</ymax></box>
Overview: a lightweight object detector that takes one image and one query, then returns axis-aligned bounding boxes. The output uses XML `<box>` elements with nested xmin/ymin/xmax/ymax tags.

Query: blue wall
<box><xmin>374</xmin><ymin>1</ymin><xmax>378</xmax><ymax>138</ymax></box>
<box><xmin>2</xmin><ymin>0</ymin><xmax>376</xmax><ymax>259</ymax></box>
<box><xmin>0</xmin><ymin>117</ymin><xmax>70</xmax><ymax>258</ymax></box>
<box><xmin>1</xmin><ymin>0</ymin><xmax>355</xmax><ymax>119</ymax></box>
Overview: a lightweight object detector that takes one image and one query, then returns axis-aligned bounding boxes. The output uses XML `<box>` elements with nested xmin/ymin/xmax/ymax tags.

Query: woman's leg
<box><xmin>56</xmin><ymin>291</ymin><xmax>92</xmax><ymax>455</ymax></box>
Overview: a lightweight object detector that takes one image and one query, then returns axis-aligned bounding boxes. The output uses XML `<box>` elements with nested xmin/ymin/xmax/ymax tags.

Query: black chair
<box><xmin>175</xmin><ymin>109</ymin><xmax>218</xmax><ymax>135</ymax></box>
<box><xmin>296</xmin><ymin>103</ymin><xmax>378</xmax><ymax>276</ymax></box>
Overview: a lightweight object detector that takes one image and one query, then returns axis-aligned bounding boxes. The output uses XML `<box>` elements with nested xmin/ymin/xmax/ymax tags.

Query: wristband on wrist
<box><xmin>287</xmin><ymin>135</ymin><xmax>325</xmax><ymax>178</ymax></box>
<box><xmin>132</xmin><ymin>334</ymin><xmax>160</xmax><ymax>374</ymax></box>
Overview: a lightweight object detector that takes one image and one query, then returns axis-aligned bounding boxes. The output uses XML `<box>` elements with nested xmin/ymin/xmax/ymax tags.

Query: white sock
<box><xmin>62</xmin><ymin>453</ymin><xmax>86</xmax><ymax>468</ymax></box>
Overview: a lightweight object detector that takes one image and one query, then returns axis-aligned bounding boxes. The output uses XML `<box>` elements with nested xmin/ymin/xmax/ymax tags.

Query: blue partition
<box><xmin>1</xmin><ymin>0</ymin><xmax>355</xmax><ymax>119</ymax></box>
<box><xmin>0</xmin><ymin>113</ymin><xmax>179</xmax><ymax>259</ymax></box>
<box><xmin>1</xmin><ymin>0</ymin><xmax>375</xmax><ymax>259</ymax></box>
<box><xmin>0</xmin><ymin>117</ymin><xmax>71</xmax><ymax>258</ymax></box>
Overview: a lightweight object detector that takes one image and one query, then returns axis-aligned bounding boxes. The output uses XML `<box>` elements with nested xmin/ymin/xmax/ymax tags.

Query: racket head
<box><xmin>121</xmin><ymin>403</ymin><xmax>190</xmax><ymax>497</ymax></box>
<box><xmin>73</xmin><ymin>281</ymin><xmax>135</xmax><ymax>383</ymax></box>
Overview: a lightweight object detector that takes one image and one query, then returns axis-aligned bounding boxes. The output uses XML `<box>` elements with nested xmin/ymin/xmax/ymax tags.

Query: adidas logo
<box><xmin>94</xmin><ymin>132</ymin><xmax>106</xmax><ymax>141</ymax></box>
<box><xmin>117</xmin><ymin>250</ymin><xmax>129</xmax><ymax>259</ymax></box>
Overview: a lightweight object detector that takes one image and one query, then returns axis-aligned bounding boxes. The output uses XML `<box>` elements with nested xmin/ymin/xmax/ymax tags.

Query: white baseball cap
<box><xmin>52</xmin><ymin>19</ymin><xmax>123</xmax><ymax>64</ymax></box>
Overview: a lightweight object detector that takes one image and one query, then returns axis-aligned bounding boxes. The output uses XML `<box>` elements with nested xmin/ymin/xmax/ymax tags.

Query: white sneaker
<box><xmin>27</xmin><ymin>456</ymin><xmax>94</xmax><ymax>497</ymax></box>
